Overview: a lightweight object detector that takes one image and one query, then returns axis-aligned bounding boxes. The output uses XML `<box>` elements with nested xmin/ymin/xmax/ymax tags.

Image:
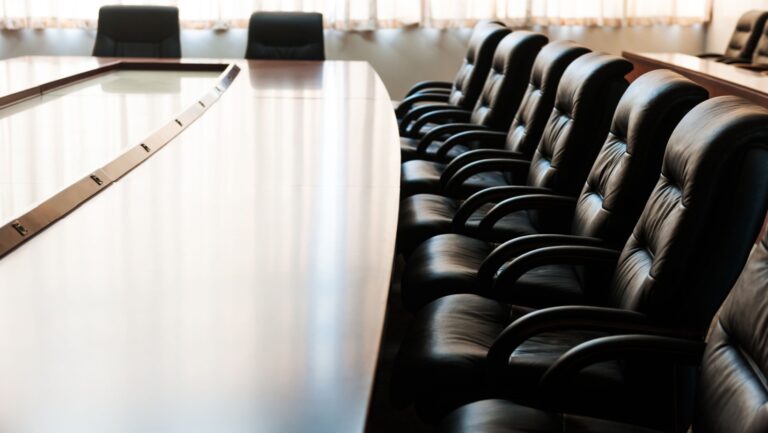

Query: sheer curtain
<box><xmin>0</xmin><ymin>0</ymin><xmax>711</xmax><ymax>30</ymax></box>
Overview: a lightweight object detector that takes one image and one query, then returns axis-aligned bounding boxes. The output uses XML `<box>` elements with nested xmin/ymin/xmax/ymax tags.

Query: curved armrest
<box><xmin>493</xmin><ymin>244</ymin><xmax>621</xmax><ymax>290</ymax></box>
<box><xmin>444</xmin><ymin>158</ymin><xmax>530</xmax><ymax>197</ymax></box>
<box><xmin>486</xmin><ymin>305</ymin><xmax>663</xmax><ymax>373</ymax></box>
<box><xmin>410</xmin><ymin>112</ymin><xmax>475</xmax><ymax>141</ymax></box>
<box><xmin>697</xmin><ymin>53</ymin><xmax>724</xmax><ymax>59</ymax></box>
<box><xmin>417</xmin><ymin>123</ymin><xmax>491</xmax><ymax>154</ymax></box>
<box><xmin>451</xmin><ymin>186</ymin><xmax>552</xmax><ymax>230</ymax></box>
<box><xmin>476</xmin><ymin>234</ymin><xmax>604</xmax><ymax>290</ymax></box>
<box><xmin>476</xmin><ymin>194</ymin><xmax>577</xmax><ymax>238</ymax></box>
<box><xmin>720</xmin><ymin>57</ymin><xmax>748</xmax><ymax>64</ymax></box>
<box><xmin>441</xmin><ymin>148</ymin><xmax>526</xmax><ymax>187</ymax></box>
<box><xmin>436</xmin><ymin>129</ymin><xmax>509</xmax><ymax>159</ymax></box>
<box><xmin>395</xmin><ymin>92</ymin><xmax>451</xmax><ymax>118</ymax></box>
<box><xmin>735</xmin><ymin>63</ymin><xmax>768</xmax><ymax>71</ymax></box>
<box><xmin>405</xmin><ymin>80</ymin><xmax>453</xmax><ymax>98</ymax></box>
<box><xmin>538</xmin><ymin>334</ymin><xmax>705</xmax><ymax>396</ymax></box>
<box><xmin>399</xmin><ymin>104</ymin><xmax>458</xmax><ymax>135</ymax></box>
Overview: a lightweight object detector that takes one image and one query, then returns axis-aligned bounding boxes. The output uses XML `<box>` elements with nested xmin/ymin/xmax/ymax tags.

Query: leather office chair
<box><xmin>397</xmin><ymin>52</ymin><xmax>633</xmax><ymax>255</ymax></box>
<box><xmin>392</xmin><ymin>96</ymin><xmax>768</xmax><ymax>427</ymax></box>
<box><xmin>92</xmin><ymin>6</ymin><xmax>181</xmax><ymax>58</ymax></box>
<box><xmin>436</xmin><ymin>225</ymin><xmax>768</xmax><ymax>433</ymax></box>
<box><xmin>732</xmin><ymin>20</ymin><xmax>768</xmax><ymax>71</ymax></box>
<box><xmin>396</xmin><ymin>21</ymin><xmax>508</xmax><ymax>121</ymax></box>
<box><xmin>245</xmin><ymin>12</ymin><xmax>325</xmax><ymax>61</ymax></box>
<box><xmin>400</xmin><ymin>31</ymin><xmax>549</xmax><ymax>161</ymax></box>
<box><xmin>400</xmin><ymin>41</ymin><xmax>591</xmax><ymax>197</ymax></box>
<box><xmin>399</xmin><ymin>70</ymin><xmax>708</xmax><ymax>311</ymax></box>
<box><xmin>698</xmin><ymin>10</ymin><xmax>768</xmax><ymax>63</ymax></box>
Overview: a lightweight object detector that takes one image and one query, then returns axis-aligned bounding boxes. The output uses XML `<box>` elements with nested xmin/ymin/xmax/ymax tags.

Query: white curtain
<box><xmin>0</xmin><ymin>0</ymin><xmax>711</xmax><ymax>30</ymax></box>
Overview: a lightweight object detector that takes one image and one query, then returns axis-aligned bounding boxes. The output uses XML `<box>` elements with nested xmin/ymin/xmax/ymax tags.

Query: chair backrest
<box><xmin>524</xmin><ymin>52</ymin><xmax>632</xmax><ymax>203</ymax></box>
<box><xmin>92</xmin><ymin>6</ymin><xmax>181</xmax><ymax>58</ymax></box>
<box><xmin>694</xmin><ymin>228</ymin><xmax>768</xmax><ymax>433</ymax></box>
<box><xmin>570</xmin><ymin>70</ymin><xmax>708</xmax><ymax>249</ymax></box>
<box><xmin>751</xmin><ymin>21</ymin><xmax>768</xmax><ymax>64</ymax></box>
<box><xmin>245</xmin><ymin>12</ymin><xmax>325</xmax><ymax>61</ymax></box>
<box><xmin>723</xmin><ymin>10</ymin><xmax>768</xmax><ymax>60</ymax></box>
<box><xmin>446</xmin><ymin>22</ymin><xmax>510</xmax><ymax>110</ymax></box>
<box><xmin>607</xmin><ymin>96</ymin><xmax>768</xmax><ymax>336</ymax></box>
<box><xmin>468</xmin><ymin>31</ymin><xmax>549</xmax><ymax>130</ymax></box>
<box><xmin>502</xmin><ymin>41</ymin><xmax>590</xmax><ymax>159</ymax></box>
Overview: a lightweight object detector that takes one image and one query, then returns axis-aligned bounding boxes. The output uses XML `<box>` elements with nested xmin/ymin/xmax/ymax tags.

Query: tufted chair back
<box><xmin>92</xmin><ymin>6</ymin><xmax>181</xmax><ymax>58</ymax></box>
<box><xmin>447</xmin><ymin>22</ymin><xmax>510</xmax><ymax>109</ymax></box>
<box><xmin>468</xmin><ymin>31</ymin><xmax>549</xmax><ymax>130</ymax></box>
<box><xmin>607</xmin><ymin>96</ymin><xmax>768</xmax><ymax>336</ymax></box>
<box><xmin>751</xmin><ymin>21</ymin><xmax>768</xmax><ymax>64</ymax></box>
<box><xmin>723</xmin><ymin>10</ymin><xmax>768</xmax><ymax>61</ymax></box>
<box><xmin>245</xmin><ymin>12</ymin><xmax>325</xmax><ymax>60</ymax></box>
<box><xmin>570</xmin><ymin>70</ymin><xmax>708</xmax><ymax>249</ymax></box>
<box><xmin>694</xmin><ymin>227</ymin><xmax>768</xmax><ymax>433</ymax></box>
<box><xmin>502</xmin><ymin>40</ymin><xmax>591</xmax><ymax>160</ymax></box>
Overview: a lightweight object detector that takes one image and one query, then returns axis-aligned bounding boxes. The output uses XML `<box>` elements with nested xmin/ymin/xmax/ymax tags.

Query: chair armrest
<box><xmin>697</xmin><ymin>53</ymin><xmax>724</xmax><ymax>59</ymax></box>
<box><xmin>720</xmin><ymin>57</ymin><xmax>748</xmax><ymax>64</ymax></box>
<box><xmin>735</xmin><ymin>63</ymin><xmax>768</xmax><ymax>71</ymax></box>
<box><xmin>538</xmin><ymin>334</ymin><xmax>705</xmax><ymax>396</ymax></box>
<box><xmin>399</xmin><ymin>104</ymin><xmax>458</xmax><ymax>135</ymax></box>
<box><xmin>405</xmin><ymin>80</ymin><xmax>453</xmax><ymax>97</ymax></box>
<box><xmin>492</xmin><ymin>244</ymin><xmax>621</xmax><ymax>290</ymax></box>
<box><xmin>486</xmin><ymin>305</ymin><xmax>667</xmax><ymax>373</ymax></box>
<box><xmin>444</xmin><ymin>158</ymin><xmax>530</xmax><ymax>197</ymax></box>
<box><xmin>475</xmin><ymin>194</ymin><xmax>577</xmax><ymax>238</ymax></box>
<box><xmin>451</xmin><ymin>186</ymin><xmax>552</xmax><ymax>230</ymax></box>
<box><xmin>417</xmin><ymin>123</ymin><xmax>492</xmax><ymax>154</ymax></box>
<box><xmin>410</xmin><ymin>112</ymin><xmax>476</xmax><ymax>142</ymax></box>
<box><xmin>441</xmin><ymin>148</ymin><xmax>526</xmax><ymax>187</ymax></box>
<box><xmin>436</xmin><ymin>129</ymin><xmax>509</xmax><ymax>159</ymax></box>
<box><xmin>476</xmin><ymin>234</ymin><xmax>604</xmax><ymax>290</ymax></box>
<box><xmin>395</xmin><ymin>92</ymin><xmax>451</xmax><ymax>118</ymax></box>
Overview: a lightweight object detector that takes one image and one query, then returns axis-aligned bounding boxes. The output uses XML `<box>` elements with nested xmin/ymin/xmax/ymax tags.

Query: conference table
<box><xmin>0</xmin><ymin>56</ymin><xmax>400</xmax><ymax>433</ymax></box>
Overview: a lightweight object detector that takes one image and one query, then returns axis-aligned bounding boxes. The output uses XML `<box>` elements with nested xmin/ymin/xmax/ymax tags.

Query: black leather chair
<box><xmin>399</xmin><ymin>70</ymin><xmax>708</xmax><ymax>312</ymax></box>
<box><xmin>731</xmin><ymin>20</ymin><xmax>768</xmax><ymax>71</ymax></box>
<box><xmin>92</xmin><ymin>6</ymin><xmax>181</xmax><ymax>58</ymax></box>
<box><xmin>392</xmin><ymin>96</ymin><xmax>768</xmax><ymax>427</ymax></box>
<box><xmin>245</xmin><ymin>12</ymin><xmax>325</xmax><ymax>61</ymax></box>
<box><xmin>400</xmin><ymin>41</ymin><xmax>591</xmax><ymax>197</ymax></box>
<box><xmin>400</xmin><ymin>31</ymin><xmax>549</xmax><ymax>161</ymax></box>
<box><xmin>436</xmin><ymin>224</ymin><xmax>768</xmax><ymax>433</ymax></box>
<box><xmin>397</xmin><ymin>52</ymin><xmax>633</xmax><ymax>255</ymax></box>
<box><xmin>396</xmin><ymin>21</ymin><xmax>508</xmax><ymax>121</ymax></box>
<box><xmin>698</xmin><ymin>10</ymin><xmax>768</xmax><ymax>63</ymax></box>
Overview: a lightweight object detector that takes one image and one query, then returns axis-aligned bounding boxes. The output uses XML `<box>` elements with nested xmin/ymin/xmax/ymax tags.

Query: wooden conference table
<box><xmin>0</xmin><ymin>56</ymin><xmax>400</xmax><ymax>433</ymax></box>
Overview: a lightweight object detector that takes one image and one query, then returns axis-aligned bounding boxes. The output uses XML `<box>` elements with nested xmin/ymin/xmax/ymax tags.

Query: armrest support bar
<box><xmin>441</xmin><ymin>148</ymin><xmax>526</xmax><ymax>186</ymax></box>
<box><xmin>476</xmin><ymin>194</ymin><xmax>577</xmax><ymax>238</ymax></box>
<box><xmin>492</xmin><ymin>245</ymin><xmax>621</xmax><ymax>290</ymax></box>
<box><xmin>476</xmin><ymin>234</ymin><xmax>605</xmax><ymax>290</ymax></box>
<box><xmin>539</xmin><ymin>334</ymin><xmax>705</xmax><ymax>396</ymax></box>
<box><xmin>486</xmin><ymin>306</ymin><xmax>668</xmax><ymax>373</ymax></box>
<box><xmin>452</xmin><ymin>186</ymin><xmax>552</xmax><ymax>230</ymax></box>
<box><xmin>405</xmin><ymin>80</ymin><xmax>452</xmax><ymax>97</ymax></box>
<box><xmin>445</xmin><ymin>158</ymin><xmax>530</xmax><ymax>197</ymax></box>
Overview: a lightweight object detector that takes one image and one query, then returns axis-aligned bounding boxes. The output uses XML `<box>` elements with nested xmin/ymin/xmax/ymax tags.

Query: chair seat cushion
<box><xmin>397</xmin><ymin>194</ymin><xmax>541</xmax><ymax>256</ymax></box>
<box><xmin>439</xmin><ymin>400</ymin><xmax>662</xmax><ymax>433</ymax></box>
<box><xmin>400</xmin><ymin>137</ymin><xmax>470</xmax><ymax>162</ymax></box>
<box><xmin>401</xmin><ymin>159</ymin><xmax>510</xmax><ymax>198</ymax></box>
<box><xmin>393</xmin><ymin>293</ymin><xmax>625</xmax><ymax>419</ymax></box>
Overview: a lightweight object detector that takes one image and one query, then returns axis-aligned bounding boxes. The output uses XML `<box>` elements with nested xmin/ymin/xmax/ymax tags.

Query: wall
<box><xmin>0</xmin><ymin>25</ymin><xmax>706</xmax><ymax>100</ymax></box>
<box><xmin>706</xmin><ymin>0</ymin><xmax>768</xmax><ymax>53</ymax></box>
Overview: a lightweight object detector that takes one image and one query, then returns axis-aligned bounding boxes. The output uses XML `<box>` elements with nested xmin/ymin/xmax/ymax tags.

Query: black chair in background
<box><xmin>698</xmin><ymin>10</ymin><xmax>768</xmax><ymax>63</ymax></box>
<box><xmin>245</xmin><ymin>12</ymin><xmax>325</xmax><ymax>61</ymax></box>
<box><xmin>92</xmin><ymin>6</ymin><xmax>181</xmax><ymax>58</ymax></box>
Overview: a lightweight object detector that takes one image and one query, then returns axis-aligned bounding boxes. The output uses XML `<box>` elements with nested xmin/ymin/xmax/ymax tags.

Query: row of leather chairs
<box><xmin>388</xmin><ymin>20</ymin><xmax>768</xmax><ymax>433</ymax></box>
<box><xmin>92</xmin><ymin>6</ymin><xmax>325</xmax><ymax>60</ymax></box>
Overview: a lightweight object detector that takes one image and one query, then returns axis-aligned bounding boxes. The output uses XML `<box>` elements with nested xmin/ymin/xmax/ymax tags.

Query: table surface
<box><xmin>0</xmin><ymin>56</ymin><xmax>400</xmax><ymax>433</ymax></box>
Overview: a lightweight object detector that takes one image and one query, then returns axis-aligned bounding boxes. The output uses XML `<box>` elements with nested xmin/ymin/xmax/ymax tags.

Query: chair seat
<box><xmin>401</xmin><ymin>233</ymin><xmax>586</xmax><ymax>311</ymax></box>
<box><xmin>439</xmin><ymin>400</ymin><xmax>662</xmax><ymax>433</ymax></box>
<box><xmin>401</xmin><ymin>137</ymin><xmax>470</xmax><ymax>162</ymax></box>
<box><xmin>394</xmin><ymin>293</ymin><xmax>623</xmax><ymax>419</ymax></box>
<box><xmin>401</xmin><ymin>159</ymin><xmax>510</xmax><ymax>197</ymax></box>
<box><xmin>397</xmin><ymin>194</ymin><xmax>541</xmax><ymax>256</ymax></box>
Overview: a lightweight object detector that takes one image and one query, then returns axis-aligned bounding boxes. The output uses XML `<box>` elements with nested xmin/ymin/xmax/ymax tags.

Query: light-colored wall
<box><xmin>0</xmin><ymin>25</ymin><xmax>706</xmax><ymax>99</ymax></box>
<box><xmin>706</xmin><ymin>0</ymin><xmax>768</xmax><ymax>54</ymax></box>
